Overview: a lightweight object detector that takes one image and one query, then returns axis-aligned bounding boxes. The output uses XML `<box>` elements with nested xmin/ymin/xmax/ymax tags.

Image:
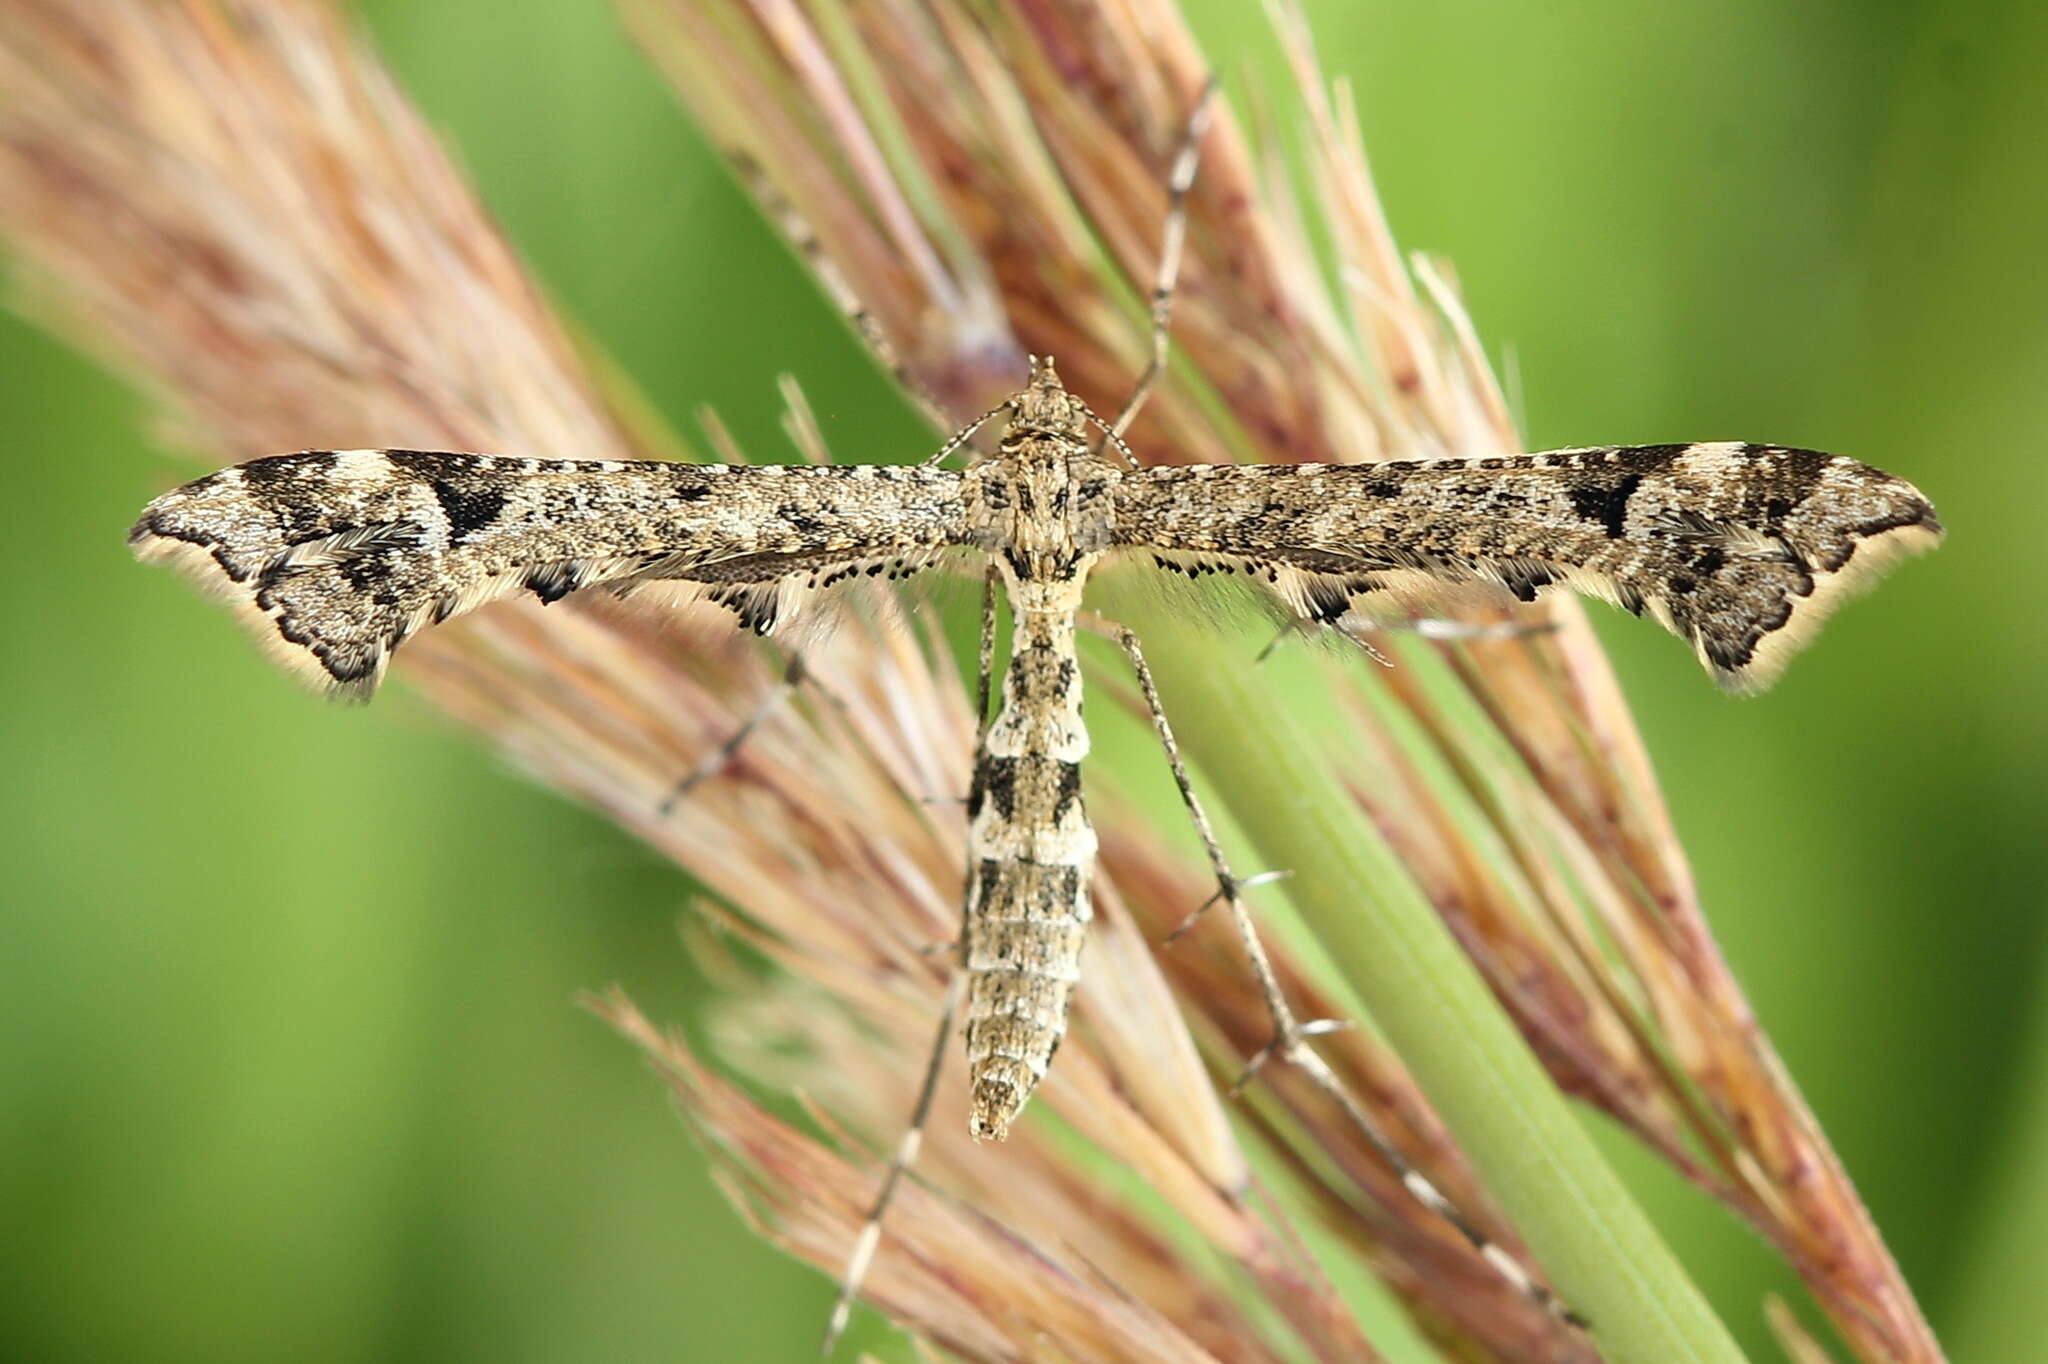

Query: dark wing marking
<box><xmin>131</xmin><ymin>449</ymin><xmax>968</xmax><ymax>697</ymax></box>
<box><xmin>1113</xmin><ymin>443</ymin><xmax>1941</xmax><ymax>692</ymax></box>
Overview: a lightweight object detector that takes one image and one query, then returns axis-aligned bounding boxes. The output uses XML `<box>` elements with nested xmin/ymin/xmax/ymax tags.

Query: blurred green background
<box><xmin>4</xmin><ymin>2</ymin><xmax>2043</xmax><ymax>1360</ymax></box>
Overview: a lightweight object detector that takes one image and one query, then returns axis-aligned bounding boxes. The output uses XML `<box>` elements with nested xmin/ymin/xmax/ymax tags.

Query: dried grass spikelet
<box><xmin>0</xmin><ymin>1</ymin><xmax>1942</xmax><ymax>1361</ymax></box>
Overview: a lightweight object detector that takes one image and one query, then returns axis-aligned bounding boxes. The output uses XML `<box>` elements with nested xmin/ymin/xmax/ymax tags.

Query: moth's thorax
<box><xmin>964</xmin><ymin>360</ymin><xmax>1122</xmax><ymax>581</ymax></box>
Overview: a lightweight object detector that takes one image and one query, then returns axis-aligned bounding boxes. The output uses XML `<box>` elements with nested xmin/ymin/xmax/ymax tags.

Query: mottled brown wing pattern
<box><xmin>130</xmin><ymin>449</ymin><xmax>968</xmax><ymax>697</ymax></box>
<box><xmin>1114</xmin><ymin>442</ymin><xmax>1942</xmax><ymax>692</ymax></box>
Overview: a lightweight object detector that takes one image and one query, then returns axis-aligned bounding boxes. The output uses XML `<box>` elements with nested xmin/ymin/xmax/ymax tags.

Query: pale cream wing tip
<box><xmin>1709</xmin><ymin>509</ymin><xmax>1943</xmax><ymax>695</ymax></box>
<box><xmin>128</xmin><ymin>512</ymin><xmax>390</xmax><ymax>701</ymax></box>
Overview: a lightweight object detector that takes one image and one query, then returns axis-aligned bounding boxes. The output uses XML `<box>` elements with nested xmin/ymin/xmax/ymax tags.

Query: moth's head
<box><xmin>1007</xmin><ymin>355</ymin><xmax>1089</xmax><ymax>440</ymax></box>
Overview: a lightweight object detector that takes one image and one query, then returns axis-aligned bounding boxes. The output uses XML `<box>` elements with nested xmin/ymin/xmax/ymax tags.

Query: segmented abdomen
<box><xmin>962</xmin><ymin>606</ymin><xmax>1092</xmax><ymax>1141</ymax></box>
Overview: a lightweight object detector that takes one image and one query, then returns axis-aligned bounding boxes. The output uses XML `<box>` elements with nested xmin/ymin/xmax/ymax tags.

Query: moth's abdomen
<box><xmin>963</xmin><ymin>609</ymin><xmax>1093</xmax><ymax>1141</ymax></box>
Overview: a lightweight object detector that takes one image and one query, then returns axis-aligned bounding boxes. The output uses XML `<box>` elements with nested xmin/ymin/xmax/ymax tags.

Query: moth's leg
<box><xmin>824</xmin><ymin>970</ymin><xmax>966</xmax><ymax>1355</ymax></box>
<box><xmin>659</xmin><ymin>565</ymin><xmax>999</xmax><ymax>816</ymax></box>
<box><xmin>1256</xmin><ymin>620</ymin><xmax>1392</xmax><ymax>669</ymax></box>
<box><xmin>919</xmin><ymin>402</ymin><xmax>1011</xmax><ymax>469</ymax></box>
<box><xmin>1101</xmin><ymin>77</ymin><xmax>1219</xmax><ymax>450</ymax></box>
<box><xmin>973</xmin><ymin>563</ymin><xmax>998</xmax><ymax>733</ymax></box>
<box><xmin>731</xmin><ymin>153</ymin><xmax>951</xmax><ymax>436</ymax></box>
<box><xmin>825</xmin><ymin>570</ymin><xmax>998</xmax><ymax>1349</ymax></box>
<box><xmin>731</xmin><ymin>152</ymin><xmax>1014</xmax><ymax>473</ymax></box>
<box><xmin>657</xmin><ymin>646</ymin><xmax>839</xmax><ymax>815</ymax></box>
<box><xmin>1258</xmin><ymin>615</ymin><xmax>1557</xmax><ymax>670</ymax></box>
<box><xmin>1077</xmin><ymin>610</ymin><xmax>1321</xmax><ymax>1036</ymax></box>
<box><xmin>1351</xmin><ymin>616</ymin><xmax>1560</xmax><ymax>645</ymax></box>
<box><xmin>1076</xmin><ymin>609</ymin><xmax>1583</xmax><ymax>1329</ymax></box>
